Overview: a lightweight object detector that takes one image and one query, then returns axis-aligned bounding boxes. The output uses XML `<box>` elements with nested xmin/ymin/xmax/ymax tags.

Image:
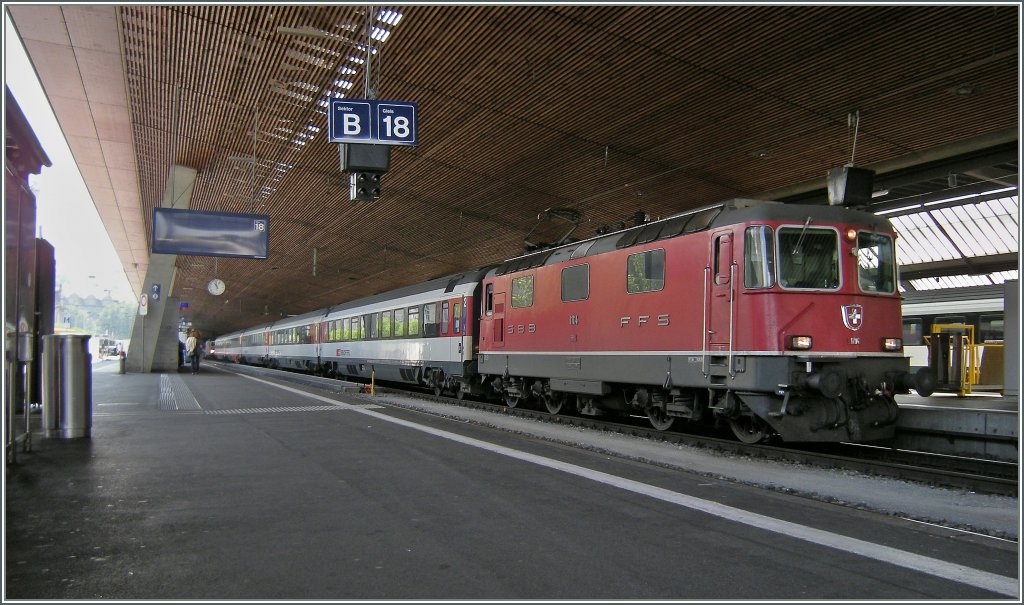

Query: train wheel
<box><xmin>647</xmin><ymin>407</ymin><xmax>676</xmax><ymax>431</ymax></box>
<box><xmin>504</xmin><ymin>392</ymin><xmax>521</xmax><ymax>408</ymax></box>
<box><xmin>543</xmin><ymin>391</ymin><xmax>566</xmax><ymax>415</ymax></box>
<box><xmin>728</xmin><ymin>416</ymin><xmax>769</xmax><ymax>444</ymax></box>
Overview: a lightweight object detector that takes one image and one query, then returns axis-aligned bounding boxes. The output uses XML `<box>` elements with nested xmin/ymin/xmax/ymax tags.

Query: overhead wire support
<box><xmin>848</xmin><ymin>110</ymin><xmax>860</xmax><ymax>166</ymax></box>
<box><xmin>364</xmin><ymin>5</ymin><xmax>377</xmax><ymax>100</ymax></box>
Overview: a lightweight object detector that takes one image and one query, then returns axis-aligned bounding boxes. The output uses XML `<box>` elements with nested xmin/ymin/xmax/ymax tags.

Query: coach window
<box><xmin>626</xmin><ymin>249</ymin><xmax>665</xmax><ymax>294</ymax></box>
<box><xmin>407</xmin><ymin>306</ymin><xmax>421</xmax><ymax>337</ymax></box>
<box><xmin>511</xmin><ymin>275</ymin><xmax>534</xmax><ymax>308</ymax></box>
<box><xmin>453</xmin><ymin>302</ymin><xmax>462</xmax><ymax>334</ymax></box>
<box><xmin>743</xmin><ymin>226</ymin><xmax>775</xmax><ymax>289</ymax></box>
<box><xmin>394</xmin><ymin>308</ymin><xmax>406</xmax><ymax>337</ymax></box>
<box><xmin>936</xmin><ymin>315</ymin><xmax>966</xmax><ymax>327</ymax></box>
<box><xmin>856</xmin><ymin>232</ymin><xmax>896</xmax><ymax>293</ymax></box>
<box><xmin>441</xmin><ymin>301</ymin><xmax>450</xmax><ymax>334</ymax></box>
<box><xmin>561</xmin><ymin>264</ymin><xmax>589</xmax><ymax>302</ymax></box>
<box><xmin>424</xmin><ymin>303</ymin><xmax>440</xmax><ymax>337</ymax></box>
<box><xmin>381</xmin><ymin>310</ymin><xmax>393</xmax><ymax>338</ymax></box>
<box><xmin>980</xmin><ymin>314</ymin><xmax>1004</xmax><ymax>342</ymax></box>
<box><xmin>902</xmin><ymin>318</ymin><xmax>924</xmax><ymax>346</ymax></box>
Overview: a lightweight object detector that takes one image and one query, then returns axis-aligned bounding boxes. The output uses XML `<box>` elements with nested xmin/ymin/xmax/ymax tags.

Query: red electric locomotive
<box><xmin>474</xmin><ymin>198</ymin><xmax>934</xmax><ymax>443</ymax></box>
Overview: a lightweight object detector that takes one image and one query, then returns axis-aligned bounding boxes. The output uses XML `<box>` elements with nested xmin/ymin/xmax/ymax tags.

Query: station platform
<box><xmin>4</xmin><ymin>360</ymin><xmax>1018</xmax><ymax>600</ymax></box>
<box><xmin>893</xmin><ymin>391</ymin><xmax>1018</xmax><ymax>461</ymax></box>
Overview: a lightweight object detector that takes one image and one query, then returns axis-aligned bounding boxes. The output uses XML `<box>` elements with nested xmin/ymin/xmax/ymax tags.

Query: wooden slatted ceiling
<box><xmin>74</xmin><ymin>4</ymin><xmax>1018</xmax><ymax>331</ymax></box>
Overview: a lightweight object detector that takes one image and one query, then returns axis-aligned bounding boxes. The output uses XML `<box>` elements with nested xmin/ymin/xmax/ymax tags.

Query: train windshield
<box><xmin>777</xmin><ymin>226</ymin><xmax>839</xmax><ymax>290</ymax></box>
<box><xmin>856</xmin><ymin>232</ymin><xmax>897</xmax><ymax>293</ymax></box>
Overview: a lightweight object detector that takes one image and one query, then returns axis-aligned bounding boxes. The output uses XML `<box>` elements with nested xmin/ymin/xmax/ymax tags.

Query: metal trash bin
<box><xmin>41</xmin><ymin>334</ymin><xmax>92</xmax><ymax>439</ymax></box>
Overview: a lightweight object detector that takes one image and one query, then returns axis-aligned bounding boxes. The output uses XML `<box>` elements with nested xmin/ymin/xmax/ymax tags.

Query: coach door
<box><xmin>455</xmin><ymin>297</ymin><xmax>466</xmax><ymax>362</ymax></box>
<box><xmin>706</xmin><ymin>231</ymin><xmax>735</xmax><ymax>365</ymax></box>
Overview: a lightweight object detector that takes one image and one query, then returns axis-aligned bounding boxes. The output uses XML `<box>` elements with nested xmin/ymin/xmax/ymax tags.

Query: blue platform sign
<box><xmin>328</xmin><ymin>98</ymin><xmax>418</xmax><ymax>146</ymax></box>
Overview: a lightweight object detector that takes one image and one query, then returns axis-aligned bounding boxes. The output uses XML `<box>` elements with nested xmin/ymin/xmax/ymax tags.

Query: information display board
<box><xmin>152</xmin><ymin>208</ymin><xmax>269</xmax><ymax>259</ymax></box>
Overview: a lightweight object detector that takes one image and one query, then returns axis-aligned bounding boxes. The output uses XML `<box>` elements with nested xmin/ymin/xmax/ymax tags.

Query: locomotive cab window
<box><xmin>511</xmin><ymin>275</ymin><xmax>534</xmax><ymax>308</ymax></box>
<box><xmin>485</xmin><ymin>283</ymin><xmax>494</xmax><ymax>316</ymax></box>
<box><xmin>777</xmin><ymin>226</ymin><xmax>840</xmax><ymax>290</ymax></box>
<box><xmin>626</xmin><ymin>249</ymin><xmax>664</xmax><ymax>293</ymax></box>
<box><xmin>743</xmin><ymin>226</ymin><xmax>775</xmax><ymax>289</ymax></box>
<box><xmin>713</xmin><ymin>235</ymin><xmax>732</xmax><ymax>285</ymax></box>
<box><xmin>856</xmin><ymin>232</ymin><xmax>896</xmax><ymax>293</ymax></box>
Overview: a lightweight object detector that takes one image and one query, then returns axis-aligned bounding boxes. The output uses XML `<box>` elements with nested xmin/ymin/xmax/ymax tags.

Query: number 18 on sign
<box><xmin>328</xmin><ymin>99</ymin><xmax>418</xmax><ymax>146</ymax></box>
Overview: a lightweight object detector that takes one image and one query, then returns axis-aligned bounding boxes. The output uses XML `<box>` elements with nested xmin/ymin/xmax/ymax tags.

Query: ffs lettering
<box><xmin>619</xmin><ymin>314</ymin><xmax>670</xmax><ymax>327</ymax></box>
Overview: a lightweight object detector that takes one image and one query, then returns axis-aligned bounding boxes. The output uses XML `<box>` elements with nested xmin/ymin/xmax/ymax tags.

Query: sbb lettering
<box><xmin>507</xmin><ymin>324</ymin><xmax>537</xmax><ymax>334</ymax></box>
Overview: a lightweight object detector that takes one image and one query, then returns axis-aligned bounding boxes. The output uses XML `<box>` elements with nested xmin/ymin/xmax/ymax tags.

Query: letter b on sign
<box><xmin>331</xmin><ymin>102</ymin><xmax>372</xmax><ymax>142</ymax></box>
<box><xmin>344</xmin><ymin>114</ymin><xmax>361</xmax><ymax>135</ymax></box>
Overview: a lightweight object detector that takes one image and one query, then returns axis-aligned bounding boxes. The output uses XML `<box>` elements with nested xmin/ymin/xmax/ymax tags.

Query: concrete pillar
<box><xmin>125</xmin><ymin>165</ymin><xmax>196</xmax><ymax>372</ymax></box>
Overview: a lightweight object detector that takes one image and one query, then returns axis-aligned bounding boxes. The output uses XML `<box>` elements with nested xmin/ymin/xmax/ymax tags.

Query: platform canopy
<box><xmin>7</xmin><ymin>4</ymin><xmax>1018</xmax><ymax>335</ymax></box>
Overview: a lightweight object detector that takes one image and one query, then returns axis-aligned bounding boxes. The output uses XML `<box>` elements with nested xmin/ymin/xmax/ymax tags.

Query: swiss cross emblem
<box><xmin>842</xmin><ymin>304</ymin><xmax>864</xmax><ymax>331</ymax></box>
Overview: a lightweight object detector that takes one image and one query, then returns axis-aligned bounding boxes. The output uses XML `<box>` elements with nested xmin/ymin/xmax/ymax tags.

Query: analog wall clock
<box><xmin>207</xmin><ymin>278</ymin><xmax>226</xmax><ymax>296</ymax></box>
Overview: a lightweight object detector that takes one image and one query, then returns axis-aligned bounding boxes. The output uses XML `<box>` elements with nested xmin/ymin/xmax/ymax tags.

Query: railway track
<box><xmin>404</xmin><ymin>389</ymin><xmax>1018</xmax><ymax>497</ymax></box>
<box><xmin>212</xmin><ymin>361</ymin><xmax>1019</xmax><ymax>497</ymax></box>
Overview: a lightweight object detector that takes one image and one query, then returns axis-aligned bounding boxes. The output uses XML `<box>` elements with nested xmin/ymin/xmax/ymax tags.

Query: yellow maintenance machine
<box><xmin>926</xmin><ymin>323</ymin><xmax>1004</xmax><ymax>396</ymax></box>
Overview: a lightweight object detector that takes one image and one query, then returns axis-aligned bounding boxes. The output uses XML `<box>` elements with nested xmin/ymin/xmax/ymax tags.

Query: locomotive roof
<box><xmin>491</xmin><ymin>198</ymin><xmax>892</xmax><ymax>276</ymax></box>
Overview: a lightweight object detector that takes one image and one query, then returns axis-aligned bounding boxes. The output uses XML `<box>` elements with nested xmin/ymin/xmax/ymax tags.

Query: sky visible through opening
<box><xmin>5</xmin><ymin>13</ymin><xmax>136</xmax><ymax>304</ymax></box>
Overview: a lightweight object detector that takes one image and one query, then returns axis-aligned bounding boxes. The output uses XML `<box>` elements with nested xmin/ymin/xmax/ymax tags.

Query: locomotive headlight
<box><xmin>883</xmin><ymin>337</ymin><xmax>902</xmax><ymax>351</ymax></box>
<box><xmin>788</xmin><ymin>335</ymin><xmax>813</xmax><ymax>350</ymax></box>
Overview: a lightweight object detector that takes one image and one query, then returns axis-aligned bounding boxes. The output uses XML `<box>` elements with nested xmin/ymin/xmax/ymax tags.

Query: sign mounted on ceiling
<box><xmin>152</xmin><ymin>208</ymin><xmax>270</xmax><ymax>259</ymax></box>
<box><xmin>328</xmin><ymin>98</ymin><xmax>418</xmax><ymax>146</ymax></box>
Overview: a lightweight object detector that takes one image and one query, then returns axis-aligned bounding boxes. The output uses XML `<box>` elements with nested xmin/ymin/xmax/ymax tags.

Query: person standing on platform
<box><xmin>185</xmin><ymin>329</ymin><xmax>201</xmax><ymax>375</ymax></box>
